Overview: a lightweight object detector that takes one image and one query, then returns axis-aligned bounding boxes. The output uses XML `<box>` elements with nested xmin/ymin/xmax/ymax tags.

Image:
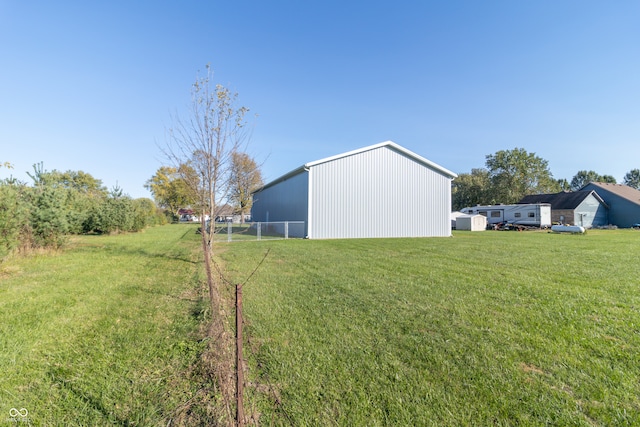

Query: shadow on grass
<box><xmin>47</xmin><ymin>366</ymin><xmax>133</xmax><ymax>426</ymax></box>
<box><xmin>74</xmin><ymin>236</ymin><xmax>200</xmax><ymax>265</ymax></box>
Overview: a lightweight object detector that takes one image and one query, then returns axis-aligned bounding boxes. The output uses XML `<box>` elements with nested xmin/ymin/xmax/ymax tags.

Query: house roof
<box><xmin>581</xmin><ymin>182</ymin><xmax>640</xmax><ymax>206</ymax></box>
<box><xmin>254</xmin><ymin>141</ymin><xmax>457</xmax><ymax>193</ymax></box>
<box><xmin>519</xmin><ymin>190</ymin><xmax>607</xmax><ymax>209</ymax></box>
<box><xmin>214</xmin><ymin>204</ymin><xmax>235</xmax><ymax>216</ymax></box>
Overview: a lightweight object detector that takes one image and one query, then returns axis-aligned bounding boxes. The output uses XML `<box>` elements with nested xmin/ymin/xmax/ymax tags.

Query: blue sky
<box><xmin>1</xmin><ymin>1</ymin><xmax>638</xmax><ymax>198</ymax></box>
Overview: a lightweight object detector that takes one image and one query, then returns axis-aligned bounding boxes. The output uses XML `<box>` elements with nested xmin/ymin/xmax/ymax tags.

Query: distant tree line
<box><xmin>0</xmin><ymin>162</ymin><xmax>166</xmax><ymax>261</ymax></box>
<box><xmin>145</xmin><ymin>151</ymin><xmax>263</xmax><ymax>222</ymax></box>
<box><xmin>452</xmin><ymin>148</ymin><xmax>640</xmax><ymax>210</ymax></box>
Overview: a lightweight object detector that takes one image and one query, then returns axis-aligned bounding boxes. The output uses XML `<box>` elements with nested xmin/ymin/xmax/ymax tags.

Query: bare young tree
<box><xmin>163</xmin><ymin>65</ymin><xmax>250</xmax><ymax>315</ymax></box>
<box><xmin>162</xmin><ymin>66</ymin><xmax>253</xmax><ymax>423</ymax></box>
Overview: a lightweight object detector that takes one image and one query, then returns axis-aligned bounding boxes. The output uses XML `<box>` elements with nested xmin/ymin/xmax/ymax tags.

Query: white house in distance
<box><xmin>250</xmin><ymin>141</ymin><xmax>458</xmax><ymax>239</ymax></box>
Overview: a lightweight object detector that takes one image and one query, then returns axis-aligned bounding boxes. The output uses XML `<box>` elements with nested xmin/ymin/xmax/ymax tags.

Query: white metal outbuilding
<box><xmin>251</xmin><ymin>141</ymin><xmax>457</xmax><ymax>239</ymax></box>
<box><xmin>456</xmin><ymin>214</ymin><xmax>487</xmax><ymax>231</ymax></box>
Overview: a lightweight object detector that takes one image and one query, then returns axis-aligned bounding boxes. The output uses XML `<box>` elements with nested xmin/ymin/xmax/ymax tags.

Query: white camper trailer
<box><xmin>460</xmin><ymin>204</ymin><xmax>551</xmax><ymax>228</ymax></box>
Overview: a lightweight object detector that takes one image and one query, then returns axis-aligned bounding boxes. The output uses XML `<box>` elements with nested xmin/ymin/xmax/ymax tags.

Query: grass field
<box><xmin>0</xmin><ymin>224</ymin><xmax>210</xmax><ymax>425</ymax></box>
<box><xmin>220</xmin><ymin>229</ymin><xmax>640</xmax><ymax>426</ymax></box>
<box><xmin>2</xmin><ymin>226</ymin><xmax>639</xmax><ymax>425</ymax></box>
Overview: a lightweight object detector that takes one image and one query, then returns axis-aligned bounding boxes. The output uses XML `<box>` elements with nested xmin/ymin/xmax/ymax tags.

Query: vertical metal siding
<box><xmin>251</xmin><ymin>171</ymin><xmax>309</xmax><ymax>235</ymax></box>
<box><xmin>309</xmin><ymin>146</ymin><xmax>452</xmax><ymax>238</ymax></box>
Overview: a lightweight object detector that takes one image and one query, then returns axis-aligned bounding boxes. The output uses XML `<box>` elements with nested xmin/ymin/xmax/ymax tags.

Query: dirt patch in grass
<box><xmin>519</xmin><ymin>362</ymin><xmax>546</xmax><ymax>375</ymax></box>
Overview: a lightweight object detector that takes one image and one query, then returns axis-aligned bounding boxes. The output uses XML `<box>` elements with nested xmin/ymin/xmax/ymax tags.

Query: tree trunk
<box><xmin>201</xmin><ymin>216</ymin><xmax>217</xmax><ymax>316</ymax></box>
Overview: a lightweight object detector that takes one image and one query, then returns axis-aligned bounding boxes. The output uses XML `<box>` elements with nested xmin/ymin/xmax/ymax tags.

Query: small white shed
<box><xmin>456</xmin><ymin>214</ymin><xmax>486</xmax><ymax>231</ymax></box>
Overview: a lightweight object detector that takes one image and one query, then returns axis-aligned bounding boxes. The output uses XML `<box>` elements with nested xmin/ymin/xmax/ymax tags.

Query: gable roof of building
<box><xmin>581</xmin><ymin>182</ymin><xmax>640</xmax><ymax>206</ymax></box>
<box><xmin>255</xmin><ymin>141</ymin><xmax>457</xmax><ymax>192</ymax></box>
<box><xmin>519</xmin><ymin>190</ymin><xmax>607</xmax><ymax>209</ymax></box>
<box><xmin>305</xmin><ymin>141</ymin><xmax>458</xmax><ymax>178</ymax></box>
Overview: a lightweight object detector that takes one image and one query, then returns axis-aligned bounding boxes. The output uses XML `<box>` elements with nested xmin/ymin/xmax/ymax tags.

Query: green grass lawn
<box><xmin>0</xmin><ymin>224</ymin><xmax>209</xmax><ymax>425</ymax></box>
<box><xmin>220</xmin><ymin>229</ymin><xmax>640</xmax><ymax>426</ymax></box>
<box><xmin>2</xmin><ymin>226</ymin><xmax>639</xmax><ymax>425</ymax></box>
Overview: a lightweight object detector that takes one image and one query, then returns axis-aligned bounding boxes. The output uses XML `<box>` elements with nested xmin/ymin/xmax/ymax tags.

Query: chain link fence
<box><xmin>211</xmin><ymin>221</ymin><xmax>306</xmax><ymax>242</ymax></box>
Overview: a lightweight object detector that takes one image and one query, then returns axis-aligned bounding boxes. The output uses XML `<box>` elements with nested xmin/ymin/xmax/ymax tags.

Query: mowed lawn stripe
<box><xmin>0</xmin><ymin>224</ymin><xmax>206</xmax><ymax>425</ymax></box>
<box><xmin>220</xmin><ymin>229</ymin><xmax>640</xmax><ymax>426</ymax></box>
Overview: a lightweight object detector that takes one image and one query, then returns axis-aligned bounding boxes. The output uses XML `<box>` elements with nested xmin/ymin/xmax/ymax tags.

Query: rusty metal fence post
<box><xmin>236</xmin><ymin>283</ymin><xmax>244</xmax><ymax>426</ymax></box>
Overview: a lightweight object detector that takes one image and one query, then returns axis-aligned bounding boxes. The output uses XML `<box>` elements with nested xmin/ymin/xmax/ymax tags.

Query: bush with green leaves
<box><xmin>81</xmin><ymin>195</ymin><xmax>168</xmax><ymax>235</ymax></box>
<box><xmin>0</xmin><ymin>183</ymin><xmax>29</xmax><ymax>259</ymax></box>
<box><xmin>131</xmin><ymin>197</ymin><xmax>163</xmax><ymax>231</ymax></box>
<box><xmin>64</xmin><ymin>189</ymin><xmax>102</xmax><ymax>235</ymax></box>
<box><xmin>27</xmin><ymin>185</ymin><xmax>69</xmax><ymax>248</ymax></box>
<box><xmin>1</xmin><ymin>164</ymin><xmax>167</xmax><ymax>260</ymax></box>
<box><xmin>90</xmin><ymin>196</ymin><xmax>132</xmax><ymax>234</ymax></box>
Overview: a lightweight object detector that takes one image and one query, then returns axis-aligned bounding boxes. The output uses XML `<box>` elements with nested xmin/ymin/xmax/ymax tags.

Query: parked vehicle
<box><xmin>460</xmin><ymin>204</ymin><xmax>552</xmax><ymax>228</ymax></box>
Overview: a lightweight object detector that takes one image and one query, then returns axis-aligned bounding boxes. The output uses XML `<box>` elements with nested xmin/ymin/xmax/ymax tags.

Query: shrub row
<box><xmin>0</xmin><ymin>180</ymin><xmax>167</xmax><ymax>261</ymax></box>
